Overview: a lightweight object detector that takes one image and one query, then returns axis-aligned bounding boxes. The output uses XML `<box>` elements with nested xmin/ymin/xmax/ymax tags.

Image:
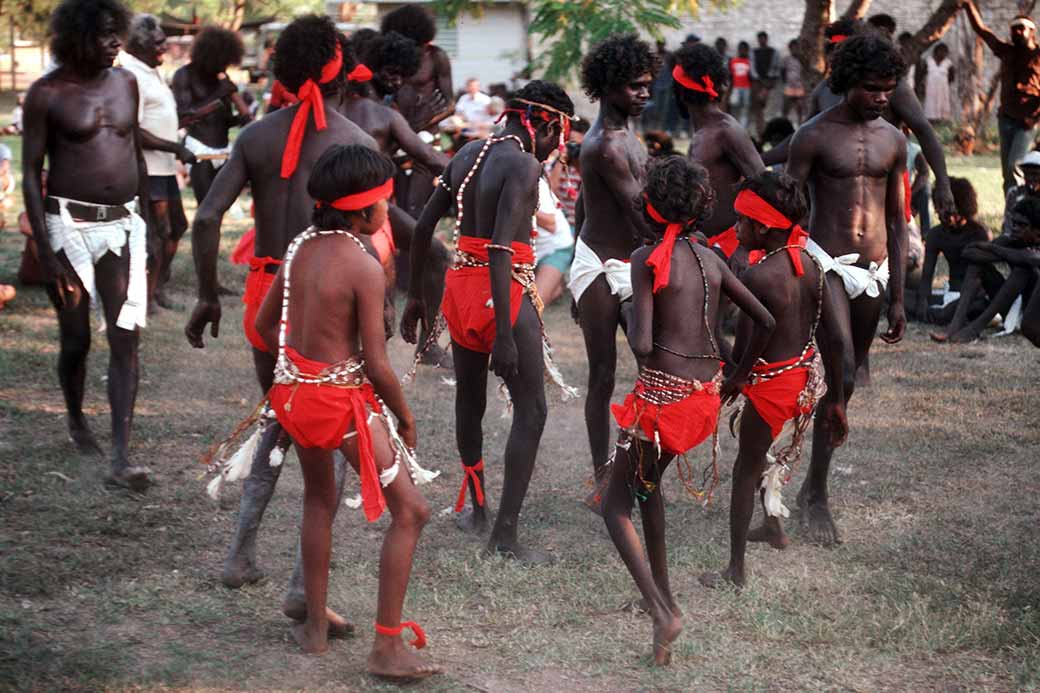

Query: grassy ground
<box><xmin>2</xmin><ymin>149</ymin><xmax>1038</xmax><ymax>691</ymax></box>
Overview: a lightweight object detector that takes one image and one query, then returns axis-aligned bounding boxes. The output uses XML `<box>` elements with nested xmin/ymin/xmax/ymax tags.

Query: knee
<box><xmin>61</xmin><ymin>330</ymin><xmax>91</xmax><ymax>359</ymax></box>
<box><xmin>587</xmin><ymin>363</ymin><xmax>616</xmax><ymax>396</ymax></box>
<box><xmin>397</xmin><ymin>495</ymin><xmax>431</xmax><ymax>529</ymax></box>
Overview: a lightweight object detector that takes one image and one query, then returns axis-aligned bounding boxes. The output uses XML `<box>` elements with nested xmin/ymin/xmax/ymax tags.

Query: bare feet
<box><xmin>291</xmin><ymin>618</ymin><xmax>329</xmax><ymax>654</ymax></box>
<box><xmin>651</xmin><ymin>611</ymin><xmax>682</xmax><ymax>666</ymax></box>
<box><xmin>454</xmin><ymin>506</ymin><xmax>489</xmax><ymax>534</ymax></box>
<box><xmin>368</xmin><ymin>638</ymin><xmax>441</xmax><ymax>682</ymax></box>
<box><xmin>947</xmin><ymin>328</ymin><xmax>980</xmax><ymax>344</ymax></box>
<box><xmin>282</xmin><ymin>599</ymin><xmax>355</xmax><ymax>638</ymax></box>
<box><xmin>929</xmin><ymin>331</ymin><xmax>949</xmax><ymax>343</ymax></box>
<box><xmin>698</xmin><ymin>566</ymin><xmax>745</xmax><ymax>590</ymax></box>
<box><xmin>747</xmin><ymin>518</ymin><xmax>790</xmax><ymax>550</ymax></box>
<box><xmin>221</xmin><ymin>553</ymin><xmax>264</xmax><ymax>588</ymax></box>
<box><xmin>797</xmin><ymin>489</ymin><xmax>842</xmax><ymax>546</ymax></box>
<box><xmin>622</xmin><ymin>596</ymin><xmax>682</xmax><ymax>617</ymax></box>
<box><xmin>68</xmin><ymin>418</ymin><xmax>104</xmax><ymax>457</ymax></box>
<box><xmin>105</xmin><ymin>460</ymin><xmax>151</xmax><ymax>492</ymax></box>
<box><xmin>419</xmin><ymin>343</ymin><xmax>453</xmax><ymax>369</ymax></box>
<box><xmin>484</xmin><ymin>542</ymin><xmax>555</xmax><ymax>565</ymax></box>
<box><xmin>155</xmin><ymin>291</ymin><xmax>183</xmax><ymax>311</ymax></box>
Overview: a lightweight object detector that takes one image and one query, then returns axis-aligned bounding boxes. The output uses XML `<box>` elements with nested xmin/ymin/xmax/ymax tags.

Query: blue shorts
<box><xmin>537</xmin><ymin>245</ymin><xmax>575</xmax><ymax>274</ymax></box>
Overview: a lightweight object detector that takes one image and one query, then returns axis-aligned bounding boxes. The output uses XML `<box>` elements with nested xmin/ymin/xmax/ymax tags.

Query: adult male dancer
<box><xmin>172</xmin><ymin>26</ymin><xmax>252</xmax><ymax>204</ymax></box>
<box><xmin>185</xmin><ymin>15</ymin><xmax>375</xmax><ymax>622</ymax></box>
<box><xmin>401</xmin><ymin>81</ymin><xmax>576</xmax><ymax>562</ymax></box>
<box><xmin>781</xmin><ymin>35</ymin><xmax>908</xmax><ymax>545</ymax></box>
<box><xmin>22</xmin><ymin>0</ymin><xmax>152</xmax><ymax>490</ymax></box>
<box><xmin>379</xmin><ymin>5</ymin><xmax>454</xmax><ymax>131</ymax></box>
<box><xmin>569</xmin><ymin>34</ymin><xmax>658</xmax><ymax>481</ymax></box>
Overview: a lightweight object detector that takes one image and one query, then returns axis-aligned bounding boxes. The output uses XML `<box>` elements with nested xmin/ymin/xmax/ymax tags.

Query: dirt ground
<box><xmin>2</xmin><ymin>154</ymin><xmax>1038</xmax><ymax>691</ymax></box>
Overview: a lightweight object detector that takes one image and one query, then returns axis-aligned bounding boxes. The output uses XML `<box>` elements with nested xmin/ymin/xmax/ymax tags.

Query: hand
<box><xmin>880</xmin><ymin>303</ymin><xmax>906</xmax><ymax>344</ymax></box>
<box><xmin>177</xmin><ymin>146</ymin><xmax>197</xmax><ymax>166</ymax></box>
<box><xmin>489</xmin><ymin>335</ymin><xmax>519</xmax><ymax>380</ymax></box>
<box><xmin>821</xmin><ymin>401</ymin><xmax>848</xmax><ymax>447</ymax></box>
<box><xmin>719</xmin><ymin>373</ymin><xmax>747</xmax><ymax>406</ymax></box>
<box><xmin>42</xmin><ymin>253</ymin><xmax>78</xmax><ymax>310</ymax></box>
<box><xmin>185</xmin><ymin>299</ymin><xmax>221</xmax><ymax>348</ymax></box>
<box><xmin>397</xmin><ymin>416</ymin><xmax>417</xmax><ymax>451</ymax></box>
<box><xmin>399</xmin><ymin>297</ymin><xmax>428</xmax><ymax>345</ymax></box>
<box><xmin>932</xmin><ymin>183</ymin><xmax>955</xmax><ymax>221</ymax></box>
<box><xmin>383</xmin><ymin>297</ymin><xmax>396</xmax><ymax>341</ymax></box>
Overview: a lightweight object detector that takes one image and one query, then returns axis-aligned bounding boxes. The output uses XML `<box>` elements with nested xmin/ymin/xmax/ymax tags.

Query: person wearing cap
<box><xmin>1004</xmin><ymin>150</ymin><xmax>1040</xmax><ymax>236</ymax></box>
<box><xmin>962</xmin><ymin>0</ymin><xmax>1040</xmax><ymax>193</ymax></box>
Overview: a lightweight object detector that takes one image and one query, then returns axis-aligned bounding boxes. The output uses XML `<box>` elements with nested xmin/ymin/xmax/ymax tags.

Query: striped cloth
<box><xmin>45</xmin><ymin>196</ymin><xmax>148</xmax><ymax>330</ymax></box>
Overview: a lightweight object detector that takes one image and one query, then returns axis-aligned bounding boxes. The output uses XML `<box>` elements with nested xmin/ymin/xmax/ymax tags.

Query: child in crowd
<box><xmin>913</xmin><ymin>177</ymin><xmax>991</xmax><ymax>323</ymax></box>
<box><xmin>601</xmin><ymin>156</ymin><xmax>772</xmax><ymax>665</ymax></box>
<box><xmin>698</xmin><ymin>171</ymin><xmax>848</xmax><ymax>589</ymax></box>
<box><xmin>254</xmin><ymin>145</ymin><xmax>440</xmax><ymax>681</ymax></box>
<box><xmin>1004</xmin><ymin>151</ymin><xmax>1040</xmax><ymax>236</ymax></box>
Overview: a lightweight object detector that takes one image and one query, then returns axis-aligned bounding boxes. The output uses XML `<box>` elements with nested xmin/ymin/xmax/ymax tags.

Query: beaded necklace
<box><xmin>651</xmin><ymin>237</ymin><xmax>720</xmax><ymax>360</ymax></box>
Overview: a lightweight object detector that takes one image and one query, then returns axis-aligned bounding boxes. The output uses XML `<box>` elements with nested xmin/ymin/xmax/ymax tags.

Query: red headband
<box><xmin>497</xmin><ymin>106</ymin><xmax>571</xmax><ymax>154</ymax></box>
<box><xmin>672</xmin><ymin>64</ymin><xmax>719</xmax><ymax>100</ymax></box>
<box><xmin>829</xmin><ymin>34</ymin><xmax>849</xmax><ymax>44</ymax></box>
<box><xmin>734</xmin><ymin>188</ymin><xmax>808</xmax><ymax>276</ymax></box>
<box><xmin>347</xmin><ymin>63</ymin><xmax>373</xmax><ymax>83</ymax></box>
<box><xmin>315</xmin><ymin>178</ymin><xmax>394</xmax><ymax>211</ymax></box>
<box><xmin>644</xmin><ymin>197</ymin><xmax>688</xmax><ymax>293</ymax></box>
<box><xmin>280</xmin><ymin>44</ymin><xmax>344</xmax><ymax>179</ymax></box>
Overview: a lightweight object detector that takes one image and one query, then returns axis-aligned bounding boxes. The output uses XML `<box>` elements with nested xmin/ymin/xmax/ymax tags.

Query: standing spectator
<box><xmin>649</xmin><ymin>40</ymin><xmax>678</xmax><ymax>134</ymax></box>
<box><xmin>714</xmin><ymin>37</ymin><xmax>728</xmax><ymax>61</ymax></box>
<box><xmin>454</xmin><ymin>77</ymin><xmax>492</xmax><ymax>127</ymax></box>
<box><xmin>922</xmin><ymin>43</ymin><xmax>955</xmax><ymax>123</ymax></box>
<box><xmin>1004</xmin><ymin>151</ymin><xmax>1040</xmax><ymax>236</ymax></box>
<box><xmin>867</xmin><ymin>13</ymin><xmax>897</xmax><ymax>40</ymax></box>
<box><xmin>962</xmin><ymin>1</ymin><xmax>1040</xmax><ymax>193</ymax></box>
<box><xmin>533</xmin><ymin>174</ymin><xmax>574</xmax><ymax>307</ymax></box>
<box><xmin>749</xmin><ymin>31</ymin><xmax>779</xmax><ymax>137</ymax></box>
<box><xmin>729</xmin><ymin>41</ymin><xmax>752</xmax><ymax>126</ymax></box>
<box><xmin>780</xmin><ymin>39</ymin><xmax>806</xmax><ymax>124</ymax></box>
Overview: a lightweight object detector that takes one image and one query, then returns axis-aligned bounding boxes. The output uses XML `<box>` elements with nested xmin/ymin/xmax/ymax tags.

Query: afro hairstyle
<box><xmin>948</xmin><ymin>177</ymin><xmax>978</xmax><ymax>220</ymax></box>
<box><xmin>671</xmin><ymin>42</ymin><xmax>728</xmax><ymax>113</ymax></box>
<box><xmin>827</xmin><ymin>34</ymin><xmax>905</xmax><ymax>95</ymax></box>
<box><xmin>761</xmin><ymin>117</ymin><xmax>796</xmax><ymax>147</ymax></box>
<box><xmin>580</xmin><ymin>33</ymin><xmax>659</xmax><ymax>101</ymax></box>
<box><xmin>379</xmin><ymin>4</ymin><xmax>436</xmax><ymax>45</ymax></box>
<box><xmin>867</xmin><ymin>13</ymin><xmax>897</xmax><ymax>34</ymax></box>
<box><xmin>190</xmin><ymin>26</ymin><xmax>245</xmax><ymax>77</ymax></box>
<box><xmin>273</xmin><ymin>15</ymin><xmax>341</xmax><ymax>95</ymax></box>
<box><xmin>736</xmin><ymin>171</ymin><xmax>807</xmax><ymax>230</ymax></box>
<box><xmin>640</xmin><ymin>155</ymin><xmax>714</xmax><ymax>231</ymax></box>
<box><xmin>309</xmin><ymin>144</ymin><xmax>396</xmax><ymax>230</ymax></box>
<box><xmin>50</xmin><ymin>0</ymin><xmax>131</xmax><ymax>67</ymax></box>
<box><xmin>506</xmin><ymin>80</ymin><xmax>574</xmax><ymax>135</ymax></box>
<box><xmin>824</xmin><ymin>18</ymin><xmax>861</xmax><ymax>55</ymax></box>
<box><xmin>1011</xmin><ymin>195</ymin><xmax>1040</xmax><ymax>230</ymax></box>
<box><xmin>370</xmin><ymin>30</ymin><xmax>422</xmax><ymax>78</ymax></box>
<box><xmin>335</xmin><ymin>33</ymin><xmax>367</xmax><ymax>95</ymax></box>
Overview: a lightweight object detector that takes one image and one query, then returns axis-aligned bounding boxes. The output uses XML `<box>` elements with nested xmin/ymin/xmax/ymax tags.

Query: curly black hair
<box><xmin>1012</xmin><ymin>196</ymin><xmax>1040</xmax><ymax>229</ymax></box>
<box><xmin>828</xmin><ymin>34</ymin><xmax>905</xmax><ymax>94</ymax></box>
<box><xmin>50</xmin><ymin>0</ymin><xmax>130</xmax><ymax>67</ymax></box>
<box><xmin>273</xmin><ymin>15</ymin><xmax>341</xmax><ymax>95</ymax></box>
<box><xmin>824</xmin><ymin>18</ymin><xmax>861</xmax><ymax>56</ymax></box>
<box><xmin>380</xmin><ymin>4</ymin><xmax>436</xmax><ymax>45</ymax></box>
<box><xmin>867</xmin><ymin>13</ymin><xmax>897</xmax><ymax>35</ymax></box>
<box><xmin>336</xmin><ymin>33</ymin><xmax>367</xmax><ymax>96</ymax></box>
<box><xmin>309</xmin><ymin>144</ymin><xmax>396</xmax><ymax>230</ymax></box>
<box><xmin>580</xmin><ymin>33</ymin><xmax>659</xmax><ymax>101</ymax></box>
<box><xmin>672</xmin><ymin>43</ymin><xmax>728</xmax><ymax>110</ymax></box>
<box><xmin>948</xmin><ymin>177</ymin><xmax>978</xmax><ymax>220</ymax></box>
<box><xmin>371</xmin><ymin>30</ymin><xmax>422</xmax><ymax>78</ymax></box>
<box><xmin>190</xmin><ymin>26</ymin><xmax>245</xmax><ymax>77</ymax></box>
<box><xmin>761</xmin><ymin>117</ymin><xmax>795</xmax><ymax>147</ymax></box>
<box><xmin>736</xmin><ymin>171</ymin><xmax>807</xmax><ymax>230</ymax></box>
<box><xmin>640</xmin><ymin>155</ymin><xmax>714</xmax><ymax>233</ymax></box>
<box><xmin>508</xmin><ymin>79</ymin><xmax>575</xmax><ymax>120</ymax></box>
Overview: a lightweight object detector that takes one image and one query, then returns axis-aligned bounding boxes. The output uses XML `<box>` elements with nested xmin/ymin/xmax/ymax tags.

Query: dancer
<box><xmin>401</xmin><ymin>81</ymin><xmax>576</xmax><ymax>562</ymax></box>
<box><xmin>22</xmin><ymin>0</ymin><xmax>151</xmax><ymax>489</ymax></box>
<box><xmin>570</xmin><ymin>34</ymin><xmax>658</xmax><ymax>482</ymax></box>
<box><xmin>380</xmin><ymin>5</ymin><xmax>454</xmax><ymax>132</ymax></box>
<box><xmin>784</xmin><ymin>35</ymin><xmax>908</xmax><ymax>545</ymax></box>
<box><xmin>602</xmin><ymin>156</ymin><xmax>773</xmax><ymax>664</ymax></box>
<box><xmin>252</xmin><ymin>145</ymin><xmax>439</xmax><ymax>680</ymax></box>
<box><xmin>185</xmin><ymin>16</ymin><xmax>375</xmax><ymax>604</ymax></box>
<box><xmin>698</xmin><ymin>172</ymin><xmax>849</xmax><ymax>589</ymax></box>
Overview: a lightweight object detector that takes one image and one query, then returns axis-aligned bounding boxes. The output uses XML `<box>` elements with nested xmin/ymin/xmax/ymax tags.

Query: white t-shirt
<box><xmin>455</xmin><ymin>91</ymin><xmax>493</xmax><ymax>125</ymax></box>
<box><xmin>118</xmin><ymin>51</ymin><xmax>179</xmax><ymax>176</ymax></box>
<box><xmin>533</xmin><ymin>177</ymin><xmax>573</xmax><ymax>262</ymax></box>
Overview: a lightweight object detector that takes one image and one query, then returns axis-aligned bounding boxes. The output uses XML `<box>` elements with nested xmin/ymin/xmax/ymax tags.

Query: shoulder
<box><xmin>630</xmin><ymin>244</ymin><xmax>653</xmax><ymax>265</ymax></box>
<box><xmin>171</xmin><ymin>66</ymin><xmax>189</xmax><ymax>84</ymax></box>
<box><xmin>109</xmin><ymin>66</ymin><xmax>139</xmax><ymax>87</ymax></box>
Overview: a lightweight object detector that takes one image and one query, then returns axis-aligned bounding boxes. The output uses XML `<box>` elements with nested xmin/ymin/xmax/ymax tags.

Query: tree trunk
<box><xmin>794</xmin><ymin>0</ymin><xmax>833</xmax><ymax>89</ymax></box>
<box><xmin>904</xmin><ymin>0</ymin><xmax>961</xmax><ymax>66</ymax></box>
<box><xmin>1019</xmin><ymin>0</ymin><xmax>1037</xmax><ymax>16</ymax></box>
<box><xmin>841</xmin><ymin>0</ymin><xmax>872</xmax><ymax>21</ymax></box>
<box><xmin>955</xmin><ymin>15</ymin><xmax>984</xmax><ymax>126</ymax></box>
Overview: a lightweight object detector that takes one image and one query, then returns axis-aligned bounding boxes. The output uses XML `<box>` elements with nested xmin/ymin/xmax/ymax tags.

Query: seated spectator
<box><xmin>15</xmin><ymin>169</ymin><xmax>47</xmax><ymax>286</ymax></box>
<box><xmin>2</xmin><ymin>93</ymin><xmax>24</xmax><ymax>135</ymax></box>
<box><xmin>913</xmin><ymin>177</ymin><xmax>991</xmax><ymax>323</ymax></box>
<box><xmin>0</xmin><ymin>144</ymin><xmax>15</xmax><ymax>230</ymax></box>
<box><xmin>533</xmin><ymin>175</ymin><xmax>574</xmax><ymax>307</ymax></box>
<box><xmin>931</xmin><ymin>197</ymin><xmax>1040</xmax><ymax>342</ymax></box>
<box><xmin>1004</xmin><ymin>151</ymin><xmax>1040</xmax><ymax>236</ymax></box>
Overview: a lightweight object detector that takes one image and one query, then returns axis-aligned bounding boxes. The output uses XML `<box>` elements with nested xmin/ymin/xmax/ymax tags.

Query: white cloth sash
<box><xmin>804</xmin><ymin>238</ymin><xmax>890</xmax><ymax>299</ymax></box>
<box><xmin>567</xmin><ymin>237</ymin><xmax>633</xmax><ymax>304</ymax></box>
<box><xmin>183</xmin><ymin>135</ymin><xmax>230</xmax><ymax>170</ymax></box>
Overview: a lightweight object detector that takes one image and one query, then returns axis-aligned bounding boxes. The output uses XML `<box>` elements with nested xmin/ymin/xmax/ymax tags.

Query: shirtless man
<box><xmin>401</xmin><ymin>81</ymin><xmax>576</xmax><ymax>562</ymax></box>
<box><xmin>782</xmin><ymin>35</ymin><xmax>908</xmax><ymax>545</ymax></box>
<box><xmin>22</xmin><ymin>0</ymin><xmax>152</xmax><ymax>490</ymax></box>
<box><xmin>172</xmin><ymin>26</ymin><xmax>252</xmax><ymax>205</ymax></box>
<box><xmin>185</xmin><ymin>16</ymin><xmax>376</xmax><ymax>621</ymax></box>
<box><xmin>569</xmin><ymin>34</ymin><xmax>658</xmax><ymax>482</ymax></box>
<box><xmin>351</xmin><ymin>29</ymin><xmax>423</xmax><ymax>104</ymax></box>
<box><xmin>380</xmin><ymin>5</ymin><xmax>454</xmax><ymax>132</ymax></box>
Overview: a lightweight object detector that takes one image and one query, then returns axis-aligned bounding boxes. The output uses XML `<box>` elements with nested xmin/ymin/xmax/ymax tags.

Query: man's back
<box><xmin>579</xmin><ymin>124</ymin><xmax>646</xmax><ymax>258</ymax></box>
<box><xmin>444</xmin><ymin>137</ymin><xmax>537</xmax><ymax>243</ymax></box>
<box><xmin>688</xmin><ymin>113</ymin><xmax>763</xmax><ymax>234</ymax></box>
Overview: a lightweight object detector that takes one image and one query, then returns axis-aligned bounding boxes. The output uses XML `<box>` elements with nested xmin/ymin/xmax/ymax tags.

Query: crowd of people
<box><xmin>7</xmin><ymin>0</ymin><xmax>1040</xmax><ymax>681</ymax></box>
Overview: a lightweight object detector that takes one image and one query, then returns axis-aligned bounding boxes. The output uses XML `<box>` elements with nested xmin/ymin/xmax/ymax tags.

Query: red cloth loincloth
<box><xmin>243</xmin><ymin>256</ymin><xmax>281</xmax><ymax>352</ymax></box>
<box><xmin>706</xmin><ymin>226</ymin><xmax>740</xmax><ymax>259</ymax></box>
<box><xmin>742</xmin><ymin>351</ymin><xmax>814</xmax><ymax>439</ymax></box>
<box><xmin>268</xmin><ymin>346</ymin><xmax>388</xmax><ymax>521</ymax></box>
<box><xmin>612</xmin><ymin>376</ymin><xmax>722</xmax><ymax>456</ymax></box>
<box><xmin>903</xmin><ymin>170</ymin><xmax>912</xmax><ymax>224</ymax></box>
<box><xmin>441</xmin><ymin>236</ymin><xmax>534</xmax><ymax>354</ymax></box>
<box><xmin>232</xmin><ymin>228</ymin><xmax>256</xmax><ymax>265</ymax></box>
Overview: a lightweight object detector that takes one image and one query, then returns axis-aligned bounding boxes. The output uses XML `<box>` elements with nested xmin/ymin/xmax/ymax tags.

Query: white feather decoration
<box><xmin>269</xmin><ymin>445</ymin><xmax>284</xmax><ymax>468</ymax></box>
<box><xmin>206</xmin><ymin>474</ymin><xmax>224</xmax><ymax>500</ymax></box>
<box><xmin>761</xmin><ymin>461</ymin><xmax>790</xmax><ymax>519</ymax></box>
<box><xmin>223</xmin><ymin>428</ymin><xmax>260</xmax><ymax>483</ymax></box>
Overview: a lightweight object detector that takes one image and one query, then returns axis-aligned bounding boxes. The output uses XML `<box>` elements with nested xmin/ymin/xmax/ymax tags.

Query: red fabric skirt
<box><xmin>371</xmin><ymin>219</ymin><xmax>396</xmax><ymax>267</ymax></box>
<box><xmin>707</xmin><ymin>226</ymin><xmax>739</xmax><ymax>259</ymax></box>
<box><xmin>903</xmin><ymin>170</ymin><xmax>912</xmax><ymax>224</ymax></box>
<box><xmin>612</xmin><ymin>379</ymin><xmax>721</xmax><ymax>456</ymax></box>
<box><xmin>242</xmin><ymin>256</ymin><xmax>281</xmax><ymax>352</ymax></box>
<box><xmin>441</xmin><ymin>236</ymin><xmax>535</xmax><ymax>354</ymax></box>
<box><xmin>742</xmin><ymin>352</ymin><xmax>813</xmax><ymax>439</ymax></box>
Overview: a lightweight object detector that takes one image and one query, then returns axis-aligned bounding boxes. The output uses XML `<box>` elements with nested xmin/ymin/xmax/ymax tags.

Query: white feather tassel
<box><xmin>223</xmin><ymin>428</ymin><xmax>260</xmax><ymax>483</ymax></box>
<box><xmin>269</xmin><ymin>445</ymin><xmax>284</xmax><ymax>468</ymax></box>
<box><xmin>761</xmin><ymin>459</ymin><xmax>790</xmax><ymax>519</ymax></box>
<box><xmin>206</xmin><ymin>474</ymin><xmax>224</xmax><ymax>501</ymax></box>
<box><xmin>542</xmin><ymin>338</ymin><xmax>580</xmax><ymax>401</ymax></box>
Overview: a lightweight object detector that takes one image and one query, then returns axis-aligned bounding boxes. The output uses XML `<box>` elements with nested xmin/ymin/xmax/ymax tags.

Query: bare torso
<box><xmin>735</xmin><ymin>250</ymin><xmax>821</xmax><ymax>363</ymax></box>
<box><xmin>446</xmin><ymin>137</ymin><xmax>538</xmax><ymax>243</ymax></box>
<box><xmin>687</xmin><ymin>110</ymin><xmax>765</xmax><ymax>234</ymax></box>
<box><xmin>579</xmin><ymin>124</ymin><xmax>647</xmax><ymax>259</ymax></box>
<box><xmin>173</xmin><ymin>65</ymin><xmax>236</xmax><ymax>148</ymax></box>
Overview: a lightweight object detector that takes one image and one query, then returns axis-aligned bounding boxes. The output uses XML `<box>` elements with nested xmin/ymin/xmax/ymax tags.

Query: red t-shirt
<box><xmin>730</xmin><ymin>57</ymin><xmax>751</xmax><ymax>89</ymax></box>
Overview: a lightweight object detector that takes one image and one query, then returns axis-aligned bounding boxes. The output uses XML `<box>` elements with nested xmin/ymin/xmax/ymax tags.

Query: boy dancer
<box><xmin>401</xmin><ymin>81</ymin><xmax>576</xmax><ymax>562</ymax></box>
<box><xmin>603</xmin><ymin>156</ymin><xmax>773</xmax><ymax>664</ymax></box>
<box><xmin>252</xmin><ymin>145</ymin><xmax>438</xmax><ymax>680</ymax></box>
<box><xmin>699</xmin><ymin>172</ymin><xmax>849</xmax><ymax>589</ymax></box>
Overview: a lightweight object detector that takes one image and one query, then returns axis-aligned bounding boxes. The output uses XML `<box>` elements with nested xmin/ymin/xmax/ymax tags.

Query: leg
<box><xmin>45</xmin><ymin>252</ymin><xmax>100</xmax><ymax>455</ymax></box>
<box><xmin>997</xmin><ymin>115</ymin><xmax>1018</xmax><ymax>195</ymax></box>
<box><xmin>189</xmin><ymin>160</ymin><xmax>218</xmax><ymax>206</ymax></box>
<box><xmin>577</xmin><ymin>276</ymin><xmax>621</xmax><ymax>476</ymax></box>
<box><xmin>535</xmin><ymin>264</ymin><xmax>565</xmax><ymax>307</ymax></box>
<box><xmin>419</xmin><ymin>241</ymin><xmax>452</xmax><ymax>367</ymax></box>
<box><xmin>1021</xmin><ymin>269</ymin><xmax>1040</xmax><ymax>347</ymax></box>
<box><xmin>935</xmin><ymin>264</ymin><xmax>988</xmax><ymax>339</ymax></box>
<box><xmin>290</xmin><ymin>446</ymin><xmax>337</xmax><ymax>654</ymax></box>
<box><xmin>452</xmin><ymin>341</ymin><xmax>490</xmax><ymax>533</ymax></box>
<box><xmin>94</xmin><ymin>249</ymin><xmax>148</xmax><ymax>490</ymax></box>
<box><xmin>146</xmin><ymin>199</ymin><xmax>169</xmax><ymax>311</ymax></box>
<box><xmin>601</xmin><ymin>440</ymin><xmax>681</xmax><ymax>665</ymax></box>
<box><xmin>487</xmin><ymin>301</ymin><xmax>549</xmax><ymax>561</ymax></box>
<box><xmin>156</xmin><ymin>192</ymin><xmax>188</xmax><ymax>306</ymax></box>
<box><xmin>949</xmin><ymin>266</ymin><xmax>1033</xmax><ymax>342</ymax></box>
<box><xmin>638</xmin><ymin>458</ymin><xmax>681</xmax><ymax>614</ymax></box>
